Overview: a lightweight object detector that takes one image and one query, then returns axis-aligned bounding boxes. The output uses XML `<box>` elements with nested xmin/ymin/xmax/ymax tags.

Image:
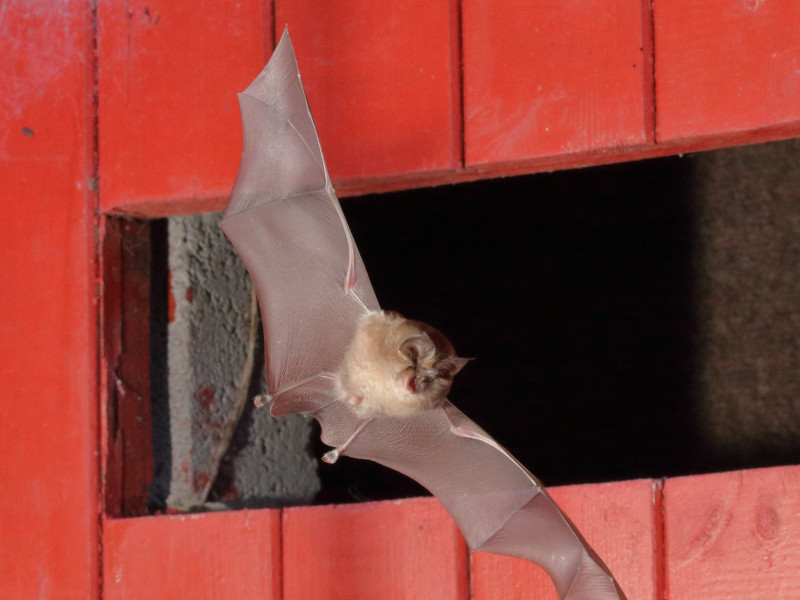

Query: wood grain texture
<box><xmin>96</xmin><ymin>0</ymin><xmax>269</xmax><ymax>214</ymax></box>
<box><xmin>103</xmin><ymin>510</ymin><xmax>281</xmax><ymax>600</ymax></box>
<box><xmin>654</xmin><ymin>0</ymin><xmax>800</xmax><ymax>140</ymax></box>
<box><xmin>274</xmin><ymin>0</ymin><xmax>462</xmax><ymax>181</ymax></box>
<box><xmin>462</xmin><ymin>0</ymin><xmax>652</xmax><ymax>166</ymax></box>
<box><xmin>0</xmin><ymin>0</ymin><xmax>100</xmax><ymax>597</ymax></box>
<box><xmin>102</xmin><ymin>219</ymin><xmax>154</xmax><ymax>517</ymax></box>
<box><xmin>664</xmin><ymin>465</ymin><xmax>800</xmax><ymax>599</ymax></box>
<box><xmin>282</xmin><ymin>497</ymin><xmax>468</xmax><ymax>600</ymax></box>
<box><xmin>471</xmin><ymin>479</ymin><xmax>661</xmax><ymax>600</ymax></box>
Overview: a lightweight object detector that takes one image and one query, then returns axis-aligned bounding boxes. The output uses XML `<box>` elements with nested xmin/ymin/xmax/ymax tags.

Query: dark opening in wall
<box><xmin>141</xmin><ymin>137</ymin><xmax>800</xmax><ymax>511</ymax></box>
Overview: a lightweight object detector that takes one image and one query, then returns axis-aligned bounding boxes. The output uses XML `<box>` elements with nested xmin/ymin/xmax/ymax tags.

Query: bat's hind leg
<box><xmin>321</xmin><ymin>419</ymin><xmax>372</xmax><ymax>464</ymax></box>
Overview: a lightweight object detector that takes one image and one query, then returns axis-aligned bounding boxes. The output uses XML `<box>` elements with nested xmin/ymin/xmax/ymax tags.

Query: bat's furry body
<box><xmin>337</xmin><ymin>310</ymin><xmax>469</xmax><ymax>418</ymax></box>
<box><xmin>221</xmin><ymin>29</ymin><xmax>627</xmax><ymax>600</ymax></box>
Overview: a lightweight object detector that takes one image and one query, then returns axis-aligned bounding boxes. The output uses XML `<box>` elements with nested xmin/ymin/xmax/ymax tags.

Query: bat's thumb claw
<box><xmin>321</xmin><ymin>450</ymin><xmax>340</xmax><ymax>464</ymax></box>
<box><xmin>253</xmin><ymin>394</ymin><xmax>274</xmax><ymax>408</ymax></box>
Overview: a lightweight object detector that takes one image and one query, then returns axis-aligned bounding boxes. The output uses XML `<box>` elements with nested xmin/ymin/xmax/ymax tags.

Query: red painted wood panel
<box><xmin>0</xmin><ymin>1</ymin><xmax>100</xmax><ymax>597</ymax></box>
<box><xmin>103</xmin><ymin>510</ymin><xmax>281</xmax><ymax>599</ymax></box>
<box><xmin>97</xmin><ymin>0</ymin><xmax>269</xmax><ymax>216</ymax></box>
<box><xmin>655</xmin><ymin>0</ymin><xmax>800</xmax><ymax>141</ymax></box>
<box><xmin>471</xmin><ymin>479</ymin><xmax>661</xmax><ymax>600</ymax></box>
<box><xmin>102</xmin><ymin>219</ymin><xmax>154</xmax><ymax>517</ymax></box>
<box><xmin>462</xmin><ymin>0</ymin><xmax>653</xmax><ymax>166</ymax></box>
<box><xmin>664</xmin><ymin>465</ymin><xmax>800</xmax><ymax>599</ymax></box>
<box><xmin>274</xmin><ymin>1</ymin><xmax>462</xmax><ymax>182</ymax></box>
<box><xmin>282</xmin><ymin>497</ymin><xmax>468</xmax><ymax>600</ymax></box>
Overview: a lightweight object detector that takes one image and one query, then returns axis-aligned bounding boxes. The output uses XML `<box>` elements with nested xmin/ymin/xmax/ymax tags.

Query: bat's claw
<box><xmin>321</xmin><ymin>449</ymin><xmax>340</xmax><ymax>464</ymax></box>
<box><xmin>253</xmin><ymin>394</ymin><xmax>274</xmax><ymax>408</ymax></box>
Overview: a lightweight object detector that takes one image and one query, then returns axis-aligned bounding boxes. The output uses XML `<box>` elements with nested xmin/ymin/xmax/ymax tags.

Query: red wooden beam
<box><xmin>274</xmin><ymin>0</ymin><xmax>462</xmax><ymax>181</ymax></box>
<box><xmin>102</xmin><ymin>218</ymin><xmax>154</xmax><ymax>518</ymax></box>
<box><xmin>103</xmin><ymin>510</ymin><xmax>282</xmax><ymax>599</ymax></box>
<box><xmin>96</xmin><ymin>0</ymin><xmax>270</xmax><ymax>214</ymax></box>
<box><xmin>664</xmin><ymin>465</ymin><xmax>800</xmax><ymax>599</ymax></box>
<box><xmin>282</xmin><ymin>497</ymin><xmax>468</xmax><ymax>600</ymax></box>
<box><xmin>0</xmin><ymin>0</ymin><xmax>100</xmax><ymax>597</ymax></box>
<box><xmin>654</xmin><ymin>0</ymin><xmax>800</xmax><ymax>141</ymax></box>
<box><xmin>471</xmin><ymin>479</ymin><xmax>662</xmax><ymax>600</ymax></box>
<box><xmin>462</xmin><ymin>0</ymin><xmax>653</xmax><ymax>165</ymax></box>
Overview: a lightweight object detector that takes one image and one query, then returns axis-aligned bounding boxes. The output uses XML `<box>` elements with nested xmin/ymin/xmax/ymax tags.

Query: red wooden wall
<box><xmin>100</xmin><ymin>466</ymin><xmax>800</xmax><ymax>599</ymax></box>
<box><xmin>2</xmin><ymin>0</ymin><xmax>799</xmax><ymax>598</ymax></box>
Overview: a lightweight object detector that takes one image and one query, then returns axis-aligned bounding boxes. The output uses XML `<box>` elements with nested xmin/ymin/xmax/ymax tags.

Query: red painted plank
<box><xmin>0</xmin><ymin>1</ymin><xmax>99</xmax><ymax>597</ymax></box>
<box><xmin>471</xmin><ymin>479</ymin><xmax>661</xmax><ymax>600</ymax></box>
<box><xmin>274</xmin><ymin>1</ymin><xmax>462</xmax><ymax>181</ymax></box>
<box><xmin>462</xmin><ymin>0</ymin><xmax>653</xmax><ymax>166</ymax></box>
<box><xmin>655</xmin><ymin>0</ymin><xmax>800</xmax><ymax>141</ymax></box>
<box><xmin>102</xmin><ymin>219</ymin><xmax>154</xmax><ymax>517</ymax></box>
<box><xmin>104</xmin><ymin>510</ymin><xmax>281</xmax><ymax>599</ymax></box>
<box><xmin>97</xmin><ymin>0</ymin><xmax>270</xmax><ymax>214</ymax></box>
<box><xmin>283</xmin><ymin>497</ymin><xmax>468</xmax><ymax>600</ymax></box>
<box><xmin>664</xmin><ymin>465</ymin><xmax>800</xmax><ymax>599</ymax></box>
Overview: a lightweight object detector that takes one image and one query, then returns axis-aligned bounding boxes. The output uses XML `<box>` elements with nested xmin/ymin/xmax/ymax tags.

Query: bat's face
<box><xmin>337</xmin><ymin>311</ymin><xmax>469</xmax><ymax>418</ymax></box>
<box><xmin>394</xmin><ymin>331</ymin><xmax>467</xmax><ymax>411</ymax></box>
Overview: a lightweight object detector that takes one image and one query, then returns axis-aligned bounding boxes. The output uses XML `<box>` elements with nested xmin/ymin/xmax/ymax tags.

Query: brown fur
<box><xmin>336</xmin><ymin>311</ymin><xmax>469</xmax><ymax>418</ymax></box>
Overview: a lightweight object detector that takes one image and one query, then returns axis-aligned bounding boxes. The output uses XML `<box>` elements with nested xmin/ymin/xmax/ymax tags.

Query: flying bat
<box><xmin>221</xmin><ymin>29</ymin><xmax>627</xmax><ymax>600</ymax></box>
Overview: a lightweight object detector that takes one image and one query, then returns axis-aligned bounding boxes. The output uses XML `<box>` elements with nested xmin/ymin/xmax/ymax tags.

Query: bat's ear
<box><xmin>399</xmin><ymin>333</ymin><xmax>436</xmax><ymax>364</ymax></box>
<box><xmin>443</xmin><ymin>356</ymin><xmax>472</xmax><ymax>377</ymax></box>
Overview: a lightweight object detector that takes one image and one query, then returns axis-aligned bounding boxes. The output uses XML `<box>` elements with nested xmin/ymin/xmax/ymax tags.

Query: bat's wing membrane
<box><xmin>222</xmin><ymin>30</ymin><xmax>626</xmax><ymax>600</ymax></box>
<box><xmin>221</xmin><ymin>30</ymin><xmax>379</xmax><ymax>415</ymax></box>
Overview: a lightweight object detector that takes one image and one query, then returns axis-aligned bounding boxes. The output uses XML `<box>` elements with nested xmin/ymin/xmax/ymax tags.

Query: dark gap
<box><xmin>137</xmin><ymin>140</ymin><xmax>800</xmax><ymax>508</ymax></box>
<box><xmin>148</xmin><ymin>218</ymin><xmax>170</xmax><ymax>511</ymax></box>
<box><xmin>323</xmin><ymin>156</ymin><xmax>702</xmax><ymax>499</ymax></box>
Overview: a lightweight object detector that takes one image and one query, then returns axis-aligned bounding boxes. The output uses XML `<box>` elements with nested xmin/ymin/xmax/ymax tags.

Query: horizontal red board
<box><xmin>462</xmin><ymin>0</ymin><xmax>652</xmax><ymax>166</ymax></box>
<box><xmin>655</xmin><ymin>0</ymin><xmax>800</xmax><ymax>140</ymax></box>
<box><xmin>97</xmin><ymin>0</ymin><xmax>268</xmax><ymax>213</ymax></box>
<box><xmin>274</xmin><ymin>0</ymin><xmax>462</xmax><ymax>181</ymax></box>
<box><xmin>664</xmin><ymin>465</ymin><xmax>800</xmax><ymax>599</ymax></box>
<box><xmin>471</xmin><ymin>479</ymin><xmax>660</xmax><ymax>600</ymax></box>
<box><xmin>103</xmin><ymin>510</ymin><xmax>281</xmax><ymax>599</ymax></box>
<box><xmin>282</xmin><ymin>497</ymin><xmax>467</xmax><ymax>600</ymax></box>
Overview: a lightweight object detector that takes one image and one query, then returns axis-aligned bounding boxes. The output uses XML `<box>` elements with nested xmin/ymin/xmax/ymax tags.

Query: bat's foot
<box><xmin>321</xmin><ymin>449</ymin><xmax>340</xmax><ymax>464</ymax></box>
<box><xmin>253</xmin><ymin>394</ymin><xmax>274</xmax><ymax>408</ymax></box>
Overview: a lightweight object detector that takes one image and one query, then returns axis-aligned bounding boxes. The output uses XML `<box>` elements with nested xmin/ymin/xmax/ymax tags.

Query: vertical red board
<box><xmin>0</xmin><ymin>0</ymin><xmax>99</xmax><ymax>597</ymax></box>
<box><xmin>654</xmin><ymin>0</ymin><xmax>800</xmax><ymax>141</ymax></box>
<box><xmin>283</xmin><ymin>497</ymin><xmax>468</xmax><ymax>600</ymax></box>
<box><xmin>97</xmin><ymin>0</ymin><xmax>270</xmax><ymax>215</ymax></box>
<box><xmin>274</xmin><ymin>1</ymin><xmax>462</xmax><ymax>181</ymax></box>
<box><xmin>664</xmin><ymin>465</ymin><xmax>800</xmax><ymax>599</ymax></box>
<box><xmin>104</xmin><ymin>510</ymin><xmax>282</xmax><ymax>599</ymax></box>
<box><xmin>102</xmin><ymin>219</ymin><xmax>154</xmax><ymax>517</ymax></box>
<box><xmin>462</xmin><ymin>0</ymin><xmax>653</xmax><ymax>166</ymax></box>
<box><xmin>471</xmin><ymin>479</ymin><xmax>661</xmax><ymax>600</ymax></box>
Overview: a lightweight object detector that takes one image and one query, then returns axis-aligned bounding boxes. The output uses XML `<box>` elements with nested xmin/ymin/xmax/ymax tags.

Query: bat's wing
<box><xmin>222</xmin><ymin>30</ymin><xmax>626</xmax><ymax>600</ymax></box>
<box><xmin>221</xmin><ymin>29</ymin><xmax>379</xmax><ymax>417</ymax></box>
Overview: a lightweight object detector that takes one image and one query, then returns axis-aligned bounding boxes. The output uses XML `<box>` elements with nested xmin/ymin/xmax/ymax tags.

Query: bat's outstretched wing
<box><xmin>221</xmin><ymin>30</ymin><xmax>627</xmax><ymax>600</ymax></box>
<box><xmin>221</xmin><ymin>29</ymin><xmax>379</xmax><ymax>417</ymax></box>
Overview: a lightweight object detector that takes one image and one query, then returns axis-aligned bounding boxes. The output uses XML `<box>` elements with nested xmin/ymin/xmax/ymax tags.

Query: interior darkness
<box><xmin>317</xmin><ymin>156</ymin><xmax>702</xmax><ymax>503</ymax></box>
<box><xmin>150</xmin><ymin>149</ymin><xmax>800</xmax><ymax>507</ymax></box>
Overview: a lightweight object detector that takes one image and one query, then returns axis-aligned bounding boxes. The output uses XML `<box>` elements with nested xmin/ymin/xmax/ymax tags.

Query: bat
<box><xmin>324</xmin><ymin>309</ymin><xmax>471</xmax><ymax>464</ymax></box>
<box><xmin>221</xmin><ymin>29</ymin><xmax>628</xmax><ymax>600</ymax></box>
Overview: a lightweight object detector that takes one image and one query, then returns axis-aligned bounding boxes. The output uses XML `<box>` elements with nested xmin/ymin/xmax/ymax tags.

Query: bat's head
<box><xmin>395</xmin><ymin>325</ymin><xmax>470</xmax><ymax>409</ymax></box>
<box><xmin>337</xmin><ymin>310</ymin><xmax>470</xmax><ymax>418</ymax></box>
